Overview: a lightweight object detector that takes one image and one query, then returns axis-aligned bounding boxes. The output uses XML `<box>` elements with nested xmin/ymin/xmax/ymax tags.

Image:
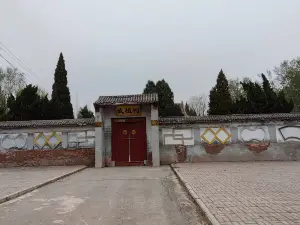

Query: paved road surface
<box><xmin>176</xmin><ymin>162</ymin><xmax>300</xmax><ymax>225</ymax></box>
<box><xmin>0</xmin><ymin>166</ymin><xmax>84</xmax><ymax>201</ymax></box>
<box><xmin>0</xmin><ymin>166</ymin><xmax>206</xmax><ymax>225</ymax></box>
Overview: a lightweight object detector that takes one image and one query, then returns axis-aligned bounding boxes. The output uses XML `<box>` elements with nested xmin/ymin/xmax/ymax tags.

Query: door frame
<box><xmin>111</xmin><ymin>117</ymin><xmax>147</xmax><ymax>166</ymax></box>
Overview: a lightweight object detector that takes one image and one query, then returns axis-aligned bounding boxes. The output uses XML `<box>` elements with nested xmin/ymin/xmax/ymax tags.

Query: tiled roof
<box><xmin>159</xmin><ymin>113</ymin><xmax>300</xmax><ymax>125</ymax></box>
<box><xmin>0</xmin><ymin>113</ymin><xmax>299</xmax><ymax>129</ymax></box>
<box><xmin>0</xmin><ymin>118</ymin><xmax>95</xmax><ymax>129</ymax></box>
<box><xmin>94</xmin><ymin>93</ymin><xmax>158</xmax><ymax>105</ymax></box>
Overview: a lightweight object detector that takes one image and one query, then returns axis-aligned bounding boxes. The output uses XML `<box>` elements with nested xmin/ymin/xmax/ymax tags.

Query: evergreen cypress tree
<box><xmin>7</xmin><ymin>85</ymin><xmax>45</xmax><ymax>121</ymax></box>
<box><xmin>185</xmin><ymin>102</ymin><xmax>197</xmax><ymax>116</ymax></box>
<box><xmin>232</xmin><ymin>74</ymin><xmax>294</xmax><ymax>114</ymax></box>
<box><xmin>185</xmin><ymin>102</ymin><xmax>190</xmax><ymax>115</ymax></box>
<box><xmin>155</xmin><ymin>79</ymin><xmax>175</xmax><ymax>117</ymax></box>
<box><xmin>143</xmin><ymin>80</ymin><xmax>157</xmax><ymax>94</ymax></box>
<box><xmin>208</xmin><ymin>70</ymin><xmax>232</xmax><ymax>115</ymax></box>
<box><xmin>51</xmin><ymin>53</ymin><xmax>74</xmax><ymax>119</ymax></box>
<box><xmin>261</xmin><ymin>73</ymin><xmax>277</xmax><ymax>113</ymax></box>
<box><xmin>77</xmin><ymin>105</ymin><xmax>94</xmax><ymax>118</ymax></box>
<box><xmin>142</xmin><ymin>79</ymin><xmax>183</xmax><ymax>117</ymax></box>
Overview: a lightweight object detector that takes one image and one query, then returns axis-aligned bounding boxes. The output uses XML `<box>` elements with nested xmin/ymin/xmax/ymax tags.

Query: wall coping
<box><xmin>0</xmin><ymin>118</ymin><xmax>95</xmax><ymax>129</ymax></box>
<box><xmin>0</xmin><ymin>113</ymin><xmax>300</xmax><ymax>129</ymax></box>
<box><xmin>159</xmin><ymin>113</ymin><xmax>300</xmax><ymax>125</ymax></box>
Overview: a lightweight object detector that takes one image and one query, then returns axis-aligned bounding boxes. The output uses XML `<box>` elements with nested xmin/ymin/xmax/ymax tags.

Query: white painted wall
<box><xmin>0</xmin><ymin>127</ymin><xmax>95</xmax><ymax>151</ymax></box>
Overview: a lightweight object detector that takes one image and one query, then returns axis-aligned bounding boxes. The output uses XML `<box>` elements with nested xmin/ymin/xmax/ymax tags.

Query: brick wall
<box><xmin>0</xmin><ymin>148</ymin><xmax>95</xmax><ymax>167</ymax></box>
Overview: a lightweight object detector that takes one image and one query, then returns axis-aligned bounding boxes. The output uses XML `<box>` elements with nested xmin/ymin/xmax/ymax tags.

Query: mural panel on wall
<box><xmin>276</xmin><ymin>125</ymin><xmax>300</xmax><ymax>160</ymax></box>
<box><xmin>200</xmin><ymin>127</ymin><xmax>231</xmax><ymax>154</ymax></box>
<box><xmin>238</xmin><ymin>126</ymin><xmax>270</xmax><ymax>153</ymax></box>
<box><xmin>162</xmin><ymin>128</ymin><xmax>194</xmax><ymax>146</ymax></box>
<box><xmin>201</xmin><ymin>127</ymin><xmax>231</xmax><ymax>144</ymax></box>
<box><xmin>34</xmin><ymin>132</ymin><xmax>62</xmax><ymax>150</ymax></box>
<box><xmin>239</xmin><ymin>126</ymin><xmax>269</xmax><ymax>142</ymax></box>
<box><xmin>68</xmin><ymin>131</ymin><xmax>95</xmax><ymax>148</ymax></box>
<box><xmin>0</xmin><ymin>133</ymin><xmax>28</xmax><ymax>150</ymax></box>
<box><xmin>277</xmin><ymin>126</ymin><xmax>300</xmax><ymax>142</ymax></box>
<box><xmin>161</xmin><ymin>128</ymin><xmax>194</xmax><ymax>162</ymax></box>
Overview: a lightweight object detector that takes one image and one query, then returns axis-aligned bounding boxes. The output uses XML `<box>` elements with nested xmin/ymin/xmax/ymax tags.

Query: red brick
<box><xmin>0</xmin><ymin>148</ymin><xmax>95</xmax><ymax>167</ymax></box>
<box><xmin>247</xmin><ymin>142</ymin><xmax>270</xmax><ymax>153</ymax></box>
<box><xmin>175</xmin><ymin>145</ymin><xmax>187</xmax><ymax>162</ymax></box>
<box><xmin>203</xmin><ymin>144</ymin><xmax>225</xmax><ymax>155</ymax></box>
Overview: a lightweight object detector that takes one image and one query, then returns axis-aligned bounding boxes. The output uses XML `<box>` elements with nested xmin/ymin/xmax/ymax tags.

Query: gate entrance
<box><xmin>112</xmin><ymin>118</ymin><xmax>147</xmax><ymax>166</ymax></box>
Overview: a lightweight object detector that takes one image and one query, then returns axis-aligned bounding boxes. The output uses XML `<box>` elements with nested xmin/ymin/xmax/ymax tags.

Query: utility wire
<box><xmin>0</xmin><ymin>41</ymin><xmax>44</xmax><ymax>85</ymax></box>
<box><xmin>0</xmin><ymin>53</ymin><xmax>32</xmax><ymax>84</ymax></box>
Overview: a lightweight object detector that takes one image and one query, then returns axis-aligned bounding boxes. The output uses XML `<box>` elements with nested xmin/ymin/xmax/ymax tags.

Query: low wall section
<box><xmin>0</xmin><ymin>119</ymin><xmax>95</xmax><ymax>167</ymax></box>
<box><xmin>159</xmin><ymin>114</ymin><xmax>300</xmax><ymax>164</ymax></box>
<box><xmin>1</xmin><ymin>114</ymin><xmax>300</xmax><ymax>167</ymax></box>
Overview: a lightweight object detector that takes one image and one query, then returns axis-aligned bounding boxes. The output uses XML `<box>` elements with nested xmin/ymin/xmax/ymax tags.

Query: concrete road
<box><xmin>0</xmin><ymin>166</ymin><xmax>85</xmax><ymax>201</ymax></box>
<box><xmin>0</xmin><ymin>166</ymin><xmax>206</xmax><ymax>225</ymax></box>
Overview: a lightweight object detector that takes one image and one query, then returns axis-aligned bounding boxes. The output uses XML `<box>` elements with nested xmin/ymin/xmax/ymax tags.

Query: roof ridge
<box><xmin>0</xmin><ymin>113</ymin><xmax>300</xmax><ymax>128</ymax></box>
<box><xmin>94</xmin><ymin>93</ymin><xmax>158</xmax><ymax>105</ymax></box>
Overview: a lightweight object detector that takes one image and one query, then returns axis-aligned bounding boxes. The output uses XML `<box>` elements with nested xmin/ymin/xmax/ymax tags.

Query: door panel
<box><xmin>128</xmin><ymin>120</ymin><xmax>147</xmax><ymax>162</ymax></box>
<box><xmin>112</xmin><ymin>118</ymin><xmax>147</xmax><ymax>164</ymax></box>
<box><xmin>112</xmin><ymin>121</ymin><xmax>130</xmax><ymax>162</ymax></box>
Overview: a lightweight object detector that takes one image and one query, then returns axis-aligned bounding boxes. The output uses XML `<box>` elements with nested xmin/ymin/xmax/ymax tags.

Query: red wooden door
<box><xmin>112</xmin><ymin>118</ymin><xmax>147</xmax><ymax>166</ymax></box>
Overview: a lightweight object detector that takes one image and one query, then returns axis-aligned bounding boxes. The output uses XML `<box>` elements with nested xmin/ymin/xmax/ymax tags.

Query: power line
<box><xmin>0</xmin><ymin>53</ymin><xmax>16</xmax><ymax>68</ymax></box>
<box><xmin>0</xmin><ymin>43</ymin><xmax>42</xmax><ymax>84</ymax></box>
<box><xmin>0</xmin><ymin>53</ymin><xmax>32</xmax><ymax>84</ymax></box>
<box><xmin>0</xmin><ymin>41</ymin><xmax>44</xmax><ymax>85</ymax></box>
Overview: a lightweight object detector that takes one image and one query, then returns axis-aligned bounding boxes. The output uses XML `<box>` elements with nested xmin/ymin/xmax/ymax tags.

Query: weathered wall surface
<box><xmin>0</xmin><ymin>120</ymin><xmax>95</xmax><ymax>167</ymax></box>
<box><xmin>0</xmin><ymin>149</ymin><xmax>95</xmax><ymax>167</ymax></box>
<box><xmin>159</xmin><ymin>117</ymin><xmax>300</xmax><ymax>164</ymax></box>
<box><xmin>1</xmin><ymin>114</ymin><xmax>300</xmax><ymax>167</ymax></box>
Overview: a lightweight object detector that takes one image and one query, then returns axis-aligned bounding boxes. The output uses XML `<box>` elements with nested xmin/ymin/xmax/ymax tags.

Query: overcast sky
<box><xmin>0</xmin><ymin>0</ymin><xmax>300</xmax><ymax>113</ymax></box>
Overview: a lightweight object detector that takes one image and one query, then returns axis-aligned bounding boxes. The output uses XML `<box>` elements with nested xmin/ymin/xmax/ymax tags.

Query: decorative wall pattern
<box><xmin>277</xmin><ymin>126</ymin><xmax>300</xmax><ymax>142</ymax></box>
<box><xmin>68</xmin><ymin>131</ymin><xmax>95</xmax><ymax>148</ymax></box>
<box><xmin>34</xmin><ymin>132</ymin><xmax>62</xmax><ymax>149</ymax></box>
<box><xmin>238</xmin><ymin>126</ymin><xmax>270</xmax><ymax>142</ymax></box>
<box><xmin>0</xmin><ymin>133</ymin><xmax>28</xmax><ymax>150</ymax></box>
<box><xmin>201</xmin><ymin>127</ymin><xmax>231</xmax><ymax>144</ymax></box>
<box><xmin>162</xmin><ymin>128</ymin><xmax>194</xmax><ymax>145</ymax></box>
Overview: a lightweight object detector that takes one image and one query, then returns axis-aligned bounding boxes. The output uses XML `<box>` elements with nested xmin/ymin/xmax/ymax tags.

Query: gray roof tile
<box><xmin>159</xmin><ymin>113</ymin><xmax>300</xmax><ymax>124</ymax></box>
<box><xmin>94</xmin><ymin>93</ymin><xmax>158</xmax><ymax>105</ymax></box>
<box><xmin>0</xmin><ymin>118</ymin><xmax>95</xmax><ymax>129</ymax></box>
<box><xmin>0</xmin><ymin>113</ymin><xmax>299</xmax><ymax>129</ymax></box>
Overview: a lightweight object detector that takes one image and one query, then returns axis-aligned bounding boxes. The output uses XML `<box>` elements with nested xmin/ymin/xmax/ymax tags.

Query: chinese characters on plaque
<box><xmin>116</xmin><ymin>105</ymin><xmax>141</xmax><ymax>117</ymax></box>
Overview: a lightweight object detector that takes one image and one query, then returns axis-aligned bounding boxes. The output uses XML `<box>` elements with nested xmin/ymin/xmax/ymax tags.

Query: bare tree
<box><xmin>0</xmin><ymin>67</ymin><xmax>26</xmax><ymax>113</ymax></box>
<box><xmin>228</xmin><ymin>78</ymin><xmax>243</xmax><ymax>102</ymax></box>
<box><xmin>0</xmin><ymin>67</ymin><xmax>26</xmax><ymax>99</ymax></box>
<box><xmin>188</xmin><ymin>94</ymin><xmax>207</xmax><ymax>116</ymax></box>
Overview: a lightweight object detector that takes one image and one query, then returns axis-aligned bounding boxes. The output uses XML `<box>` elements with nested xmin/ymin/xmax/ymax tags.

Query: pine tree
<box><xmin>143</xmin><ymin>80</ymin><xmax>157</xmax><ymax>94</ymax></box>
<box><xmin>155</xmin><ymin>80</ymin><xmax>175</xmax><ymax>117</ymax></box>
<box><xmin>231</xmin><ymin>74</ymin><xmax>294</xmax><ymax>114</ymax></box>
<box><xmin>142</xmin><ymin>79</ymin><xmax>183</xmax><ymax>117</ymax></box>
<box><xmin>51</xmin><ymin>53</ymin><xmax>74</xmax><ymax>119</ymax></box>
<box><xmin>7</xmin><ymin>85</ymin><xmax>46</xmax><ymax>121</ymax></box>
<box><xmin>208</xmin><ymin>70</ymin><xmax>232</xmax><ymax>115</ymax></box>
<box><xmin>77</xmin><ymin>105</ymin><xmax>94</xmax><ymax>118</ymax></box>
<box><xmin>185</xmin><ymin>102</ymin><xmax>190</xmax><ymax>115</ymax></box>
<box><xmin>185</xmin><ymin>102</ymin><xmax>197</xmax><ymax>116</ymax></box>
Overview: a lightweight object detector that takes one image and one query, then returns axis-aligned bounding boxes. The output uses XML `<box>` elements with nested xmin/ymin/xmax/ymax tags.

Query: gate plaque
<box><xmin>116</xmin><ymin>105</ymin><xmax>141</xmax><ymax>117</ymax></box>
